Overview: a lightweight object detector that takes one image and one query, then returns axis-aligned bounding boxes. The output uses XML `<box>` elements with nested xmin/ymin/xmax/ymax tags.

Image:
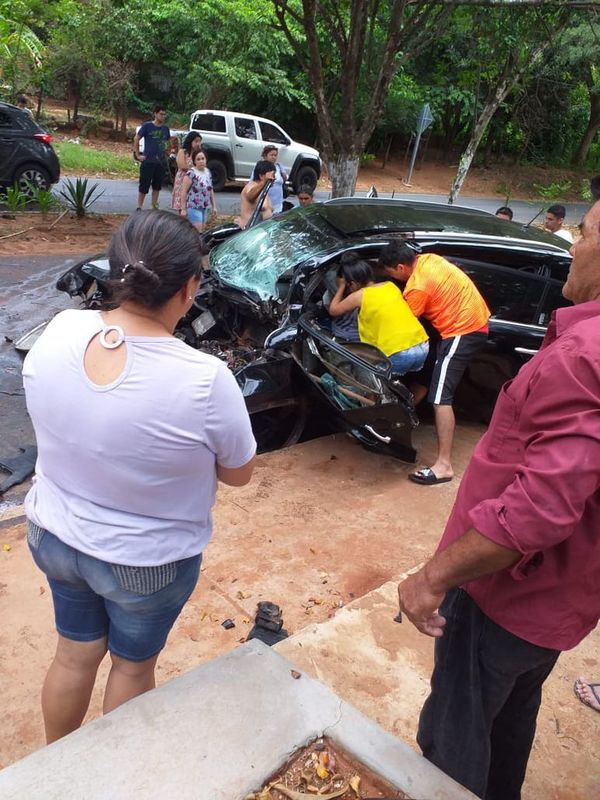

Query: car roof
<box><xmin>0</xmin><ymin>101</ymin><xmax>44</xmax><ymax>130</ymax></box>
<box><xmin>191</xmin><ymin>109</ymin><xmax>286</xmax><ymax>127</ymax></box>
<box><xmin>316</xmin><ymin>198</ymin><xmax>570</xmax><ymax>253</ymax></box>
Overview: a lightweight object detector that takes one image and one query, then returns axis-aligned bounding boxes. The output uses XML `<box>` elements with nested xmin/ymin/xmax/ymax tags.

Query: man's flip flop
<box><xmin>408</xmin><ymin>467</ymin><xmax>453</xmax><ymax>486</ymax></box>
<box><xmin>573</xmin><ymin>678</ymin><xmax>600</xmax><ymax>712</ymax></box>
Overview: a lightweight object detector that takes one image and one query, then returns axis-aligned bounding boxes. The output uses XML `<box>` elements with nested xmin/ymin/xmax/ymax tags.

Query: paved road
<box><xmin>0</xmin><ymin>256</ymin><xmax>81</xmax><ymax>460</ymax></box>
<box><xmin>54</xmin><ymin>176</ymin><xmax>589</xmax><ymax>224</ymax></box>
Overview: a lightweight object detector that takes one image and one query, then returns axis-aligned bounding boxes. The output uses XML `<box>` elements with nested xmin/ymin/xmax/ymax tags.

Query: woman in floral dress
<box><xmin>179</xmin><ymin>150</ymin><xmax>217</xmax><ymax>232</ymax></box>
<box><xmin>171</xmin><ymin>131</ymin><xmax>202</xmax><ymax>210</ymax></box>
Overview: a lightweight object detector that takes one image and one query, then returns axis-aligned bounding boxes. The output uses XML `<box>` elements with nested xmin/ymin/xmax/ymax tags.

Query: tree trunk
<box><xmin>571</xmin><ymin>92</ymin><xmax>600</xmax><ymax>166</ymax></box>
<box><xmin>120</xmin><ymin>101</ymin><xmax>128</xmax><ymax>139</ymax></box>
<box><xmin>448</xmin><ymin>93</ymin><xmax>506</xmax><ymax>204</ymax></box>
<box><xmin>448</xmin><ymin>28</ymin><xmax>559</xmax><ymax>204</ymax></box>
<box><xmin>326</xmin><ymin>155</ymin><xmax>361</xmax><ymax>198</ymax></box>
<box><xmin>35</xmin><ymin>87</ymin><xmax>43</xmax><ymax>121</ymax></box>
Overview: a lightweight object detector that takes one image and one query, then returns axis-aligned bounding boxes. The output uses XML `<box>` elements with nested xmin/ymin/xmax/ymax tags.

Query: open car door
<box><xmin>295</xmin><ymin>314</ymin><xmax>419</xmax><ymax>462</ymax></box>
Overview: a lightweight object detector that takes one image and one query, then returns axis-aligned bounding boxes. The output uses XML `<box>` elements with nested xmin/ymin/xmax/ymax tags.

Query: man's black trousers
<box><xmin>417</xmin><ymin>589</ymin><xmax>560</xmax><ymax>800</ymax></box>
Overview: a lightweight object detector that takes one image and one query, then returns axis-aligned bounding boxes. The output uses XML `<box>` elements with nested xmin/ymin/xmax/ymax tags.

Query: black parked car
<box><xmin>18</xmin><ymin>199</ymin><xmax>572</xmax><ymax>462</ymax></box>
<box><xmin>0</xmin><ymin>102</ymin><xmax>60</xmax><ymax>195</ymax></box>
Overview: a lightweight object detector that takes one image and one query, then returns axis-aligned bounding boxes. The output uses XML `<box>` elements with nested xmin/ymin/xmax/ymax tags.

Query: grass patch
<box><xmin>54</xmin><ymin>142</ymin><xmax>138</xmax><ymax>178</ymax></box>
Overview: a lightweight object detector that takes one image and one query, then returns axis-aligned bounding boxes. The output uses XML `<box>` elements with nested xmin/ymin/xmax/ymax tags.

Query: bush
<box><xmin>532</xmin><ymin>180</ymin><xmax>572</xmax><ymax>200</ymax></box>
<box><xmin>0</xmin><ymin>184</ymin><xmax>28</xmax><ymax>214</ymax></box>
<box><xmin>26</xmin><ymin>183</ymin><xmax>61</xmax><ymax>215</ymax></box>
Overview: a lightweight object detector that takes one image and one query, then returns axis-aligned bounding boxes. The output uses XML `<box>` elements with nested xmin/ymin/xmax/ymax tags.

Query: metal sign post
<box><xmin>403</xmin><ymin>103</ymin><xmax>434</xmax><ymax>187</ymax></box>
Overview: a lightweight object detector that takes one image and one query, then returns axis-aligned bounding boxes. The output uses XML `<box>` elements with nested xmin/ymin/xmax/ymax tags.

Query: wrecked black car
<box><xmin>18</xmin><ymin>199</ymin><xmax>572</xmax><ymax>462</ymax></box>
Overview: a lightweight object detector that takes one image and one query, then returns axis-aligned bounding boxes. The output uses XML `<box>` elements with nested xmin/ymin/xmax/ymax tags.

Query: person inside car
<box><xmin>238</xmin><ymin>160</ymin><xmax>275</xmax><ymax>228</ymax></box>
<box><xmin>329</xmin><ymin>253</ymin><xmax>429</xmax><ymax>375</ymax></box>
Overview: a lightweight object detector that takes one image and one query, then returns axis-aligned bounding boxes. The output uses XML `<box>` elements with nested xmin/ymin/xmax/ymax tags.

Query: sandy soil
<box><xmin>2</xmin><ymin>428</ymin><xmax>598</xmax><ymax>800</ymax></box>
<box><xmin>0</xmin><ymin>212</ymin><xmax>126</xmax><ymax>257</ymax></box>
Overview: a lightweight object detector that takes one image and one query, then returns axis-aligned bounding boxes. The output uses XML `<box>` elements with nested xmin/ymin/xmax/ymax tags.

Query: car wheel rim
<box><xmin>19</xmin><ymin>170</ymin><xmax>47</xmax><ymax>195</ymax></box>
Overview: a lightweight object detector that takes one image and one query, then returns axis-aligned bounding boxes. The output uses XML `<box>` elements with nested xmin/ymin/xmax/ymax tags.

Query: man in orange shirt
<box><xmin>379</xmin><ymin>242</ymin><xmax>490</xmax><ymax>485</ymax></box>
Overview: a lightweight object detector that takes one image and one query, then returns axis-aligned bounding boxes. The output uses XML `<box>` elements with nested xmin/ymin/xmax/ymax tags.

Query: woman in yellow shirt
<box><xmin>329</xmin><ymin>254</ymin><xmax>429</xmax><ymax>375</ymax></box>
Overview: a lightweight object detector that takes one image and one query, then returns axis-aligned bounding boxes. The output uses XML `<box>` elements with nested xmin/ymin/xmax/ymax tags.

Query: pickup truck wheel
<box><xmin>293</xmin><ymin>165</ymin><xmax>318</xmax><ymax>193</ymax></box>
<box><xmin>207</xmin><ymin>159</ymin><xmax>227</xmax><ymax>192</ymax></box>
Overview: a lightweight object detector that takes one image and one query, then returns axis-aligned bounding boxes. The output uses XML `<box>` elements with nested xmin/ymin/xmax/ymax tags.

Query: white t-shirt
<box><xmin>554</xmin><ymin>228</ymin><xmax>574</xmax><ymax>243</ymax></box>
<box><xmin>23</xmin><ymin>310</ymin><xmax>256</xmax><ymax>566</ymax></box>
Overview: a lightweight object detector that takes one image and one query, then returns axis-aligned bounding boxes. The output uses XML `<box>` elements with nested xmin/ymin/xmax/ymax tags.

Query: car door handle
<box><xmin>364</xmin><ymin>425</ymin><xmax>391</xmax><ymax>444</ymax></box>
<box><xmin>515</xmin><ymin>347</ymin><xmax>538</xmax><ymax>356</ymax></box>
<box><xmin>235</xmin><ymin>143</ymin><xmax>243</xmax><ymax>147</ymax></box>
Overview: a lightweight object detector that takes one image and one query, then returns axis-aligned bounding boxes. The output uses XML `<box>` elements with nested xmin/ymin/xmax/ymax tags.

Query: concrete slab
<box><xmin>0</xmin><ymin>640</ymin><xmax>476</xmax><ymax>800</ymax></box>
<box><xmin>275</xmin><ymin>580</ymin><xmax>600</xmax><ymax>800</ymax></box>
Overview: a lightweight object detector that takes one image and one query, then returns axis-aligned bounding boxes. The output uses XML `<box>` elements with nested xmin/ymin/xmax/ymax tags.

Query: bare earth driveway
<box><xmin>0</xmin><ymin>213</ymin><xmax>597</xmax><ymax>797</ymax></box>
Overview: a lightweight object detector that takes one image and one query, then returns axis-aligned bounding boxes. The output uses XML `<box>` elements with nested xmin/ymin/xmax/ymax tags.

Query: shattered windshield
<box><xmin>210</xmin><ymin>208</ymin><xmax>341</xmax><ymax>300</ymax></box>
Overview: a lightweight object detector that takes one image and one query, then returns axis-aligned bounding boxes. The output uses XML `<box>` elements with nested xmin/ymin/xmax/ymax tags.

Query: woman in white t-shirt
<box><xmin>23</xmin><ymin>210</ymin><xmax>256</xmax><ymax>744</ymax></box>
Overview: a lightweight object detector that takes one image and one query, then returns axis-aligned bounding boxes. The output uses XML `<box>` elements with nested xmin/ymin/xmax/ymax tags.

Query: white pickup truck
<box><xmin>188</xmin><ymin>110</ymin><xmax>321</xmax><ymax>193</ymax></box>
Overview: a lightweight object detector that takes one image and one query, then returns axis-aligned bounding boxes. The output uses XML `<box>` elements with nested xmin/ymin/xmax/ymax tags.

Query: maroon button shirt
<box><xmin>438</xmin><ymin>300</ymin><xmax>600</xmax><ymax>650</ymax></box>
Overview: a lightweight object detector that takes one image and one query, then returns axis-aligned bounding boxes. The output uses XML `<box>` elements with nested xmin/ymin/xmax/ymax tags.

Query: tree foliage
<box><xmin>270</xmin><ymin>0</ymin><xmax>452</xmax><ymax>194</ymax></box>
<box><xmin>2</xmin><ymin>0</ymin><xmax>598</xmax><ymax>190</ymax></box>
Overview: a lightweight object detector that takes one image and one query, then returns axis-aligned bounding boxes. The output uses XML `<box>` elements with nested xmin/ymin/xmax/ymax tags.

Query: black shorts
<box><xmin>139</xmin><ymin>161</ymin><xmax>165</xmax><ymax>194</ymax></box>
<box><xmin>428</xmin><ymin>331</ymin><xmax>488</xmax><ymax>406</ymax></box>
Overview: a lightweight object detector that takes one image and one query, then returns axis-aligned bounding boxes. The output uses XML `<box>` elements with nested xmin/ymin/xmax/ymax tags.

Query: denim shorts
<box><xmin>187</xmin><ymin>207</ymin><xmax>209</xmax><ymax>224</ymax></box>
<box><xmin>27</xmin><ymin>521</ymin><xmax>201</xmax><ymax>662</ymax></box>
<box><xmin>389</xmin><ymin>341</ymin><xmax>429</xmax><ymax>376</ymax></box>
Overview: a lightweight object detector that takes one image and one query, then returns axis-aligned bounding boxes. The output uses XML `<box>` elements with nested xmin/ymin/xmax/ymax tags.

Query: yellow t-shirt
<box><xmin>404</xmin><ymin>253</ymin><xmax>490</xmax><ymax>339</ymax></box>
<box><xmin>358</xmin><ymin>282</ymin><xmax>428</xmax><ymax>356</ymax></box>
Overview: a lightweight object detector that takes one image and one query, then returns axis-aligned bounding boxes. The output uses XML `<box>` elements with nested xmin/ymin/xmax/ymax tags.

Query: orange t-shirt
<box><xmin>403</xmin><ymin>253</ymin><xmax>490</xmax><ymax>339</ymax></box>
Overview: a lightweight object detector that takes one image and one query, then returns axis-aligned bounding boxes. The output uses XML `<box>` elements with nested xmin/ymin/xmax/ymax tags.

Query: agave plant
<box><xmin>0</xmin><ymin>183</ymin><xmax>28</xmax><ymax>214</ymax></box>
<box><xmin>58</xmin><ymin>178</ymin><xmax>104</xmax><ymax>218</ymax></box>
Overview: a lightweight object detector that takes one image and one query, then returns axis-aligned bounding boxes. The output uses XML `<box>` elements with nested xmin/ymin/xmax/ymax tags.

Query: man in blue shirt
<box><xmin>133</xmin><ymin>106</ymin><xmax>170</xmax><ymax>210</ymax></box>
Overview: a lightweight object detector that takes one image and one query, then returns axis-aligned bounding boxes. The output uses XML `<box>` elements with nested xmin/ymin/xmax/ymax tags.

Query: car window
<box><xmin>536</xmin><ymin>281</ymin><xmax>571</xmax><ymax>326</ymax></box>
<box><xmin>0</xmin><ymin>110</ymin><xmax>18</xmax><ymax>129</ymax></box>
<box><xmin>235</xmin><ymin>117</ymin><xmax>257</xmax><ymax>139</ymax></box>
<box><xmin>211</xmin><ymin>210</ymin><xmax>340</xmax><ymax>300</ymax></box>
<box><xmin>191</xmin><ymin>113</ymin><xmax>226</xmax><ymax>133</ymax></box>
<box><xmin>454</xmin><ymin>258</ymin><xmax>546</xmax><ymax>324</ymax></box>
<box><xmin>259</xmin><ymin>121</ymin><xmax>288</xmax><ymax>145</ymax></box>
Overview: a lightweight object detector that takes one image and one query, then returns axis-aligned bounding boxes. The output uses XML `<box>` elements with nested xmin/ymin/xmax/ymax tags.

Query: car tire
<box><xmin>207</xmin><ymin>159</ymin><xmax>227</xmax><ymax>192</ymax></box>
<box><xmin>293</xmin><ymin>165</ymin><xmax>318</xmax><ymax>193</ymax></box>
<box><xmin>14</xmin><ymin>163</ymin><xmax>51</xmax><ymax>197</ymax></box>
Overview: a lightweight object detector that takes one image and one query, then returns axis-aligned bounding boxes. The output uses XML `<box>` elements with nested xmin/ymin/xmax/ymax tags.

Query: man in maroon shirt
<box><xmin>397</xmin><ymin>200</ymin><xmax>600</xmax><ymax>800</ymax></box>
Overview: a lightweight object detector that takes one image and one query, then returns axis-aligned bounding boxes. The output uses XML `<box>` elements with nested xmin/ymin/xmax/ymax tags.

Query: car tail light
<box><xmin>33</xmin><ymin>133</ymin><xmax>53</xmax><ymax>145</ymax></box>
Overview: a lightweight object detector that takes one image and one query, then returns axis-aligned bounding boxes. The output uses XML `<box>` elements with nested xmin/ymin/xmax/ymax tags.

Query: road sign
<box><xmin>405</xmin><ymin>104</ymin><xmax>434</xmax><ymax>186</ymax></box>
<box><xmin>415</xmin><ymin>103</ymin><xmax>434</xmax><ymax>136</ymax></box>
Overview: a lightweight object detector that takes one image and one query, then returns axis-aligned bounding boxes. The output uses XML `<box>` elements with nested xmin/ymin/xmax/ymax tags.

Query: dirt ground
<box><xmin>2</xmin><ymin>428</ymin><xmax>599</xmax><ymax>800</ymax></box>
<box><xmin>0</xmin><ymin>212</ymin><xmax>126</xmax><ymax>257</ymax></box>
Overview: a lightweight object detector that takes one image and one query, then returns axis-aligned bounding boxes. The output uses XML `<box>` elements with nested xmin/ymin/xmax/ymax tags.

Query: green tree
<box><xmin>0</xmin><ymin>4</ymin><xmax>45</xmax><ymax>98</ymax></box>
<box><xmin>558</xmin><ymin>18</ymin><xmax>600</xmax><ymax>166</ymax></box>
<box><xmin>270</xmin><ymin>0</ymin><xmax>452</xmax><ymax>196</ymax></box>
<box><xmin>447</xmin><ymin>5</ymin><xmax>572</xmax><ymax>203</ymax></box>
